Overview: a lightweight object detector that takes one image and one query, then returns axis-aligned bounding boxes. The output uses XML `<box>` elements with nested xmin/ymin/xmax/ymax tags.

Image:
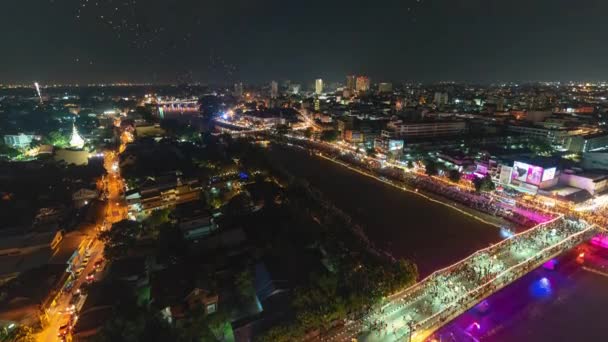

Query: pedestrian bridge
<box><xmin>334</xmin><ymin>216</ymin><xmax>601</xmax><ymax>342</ymax></box>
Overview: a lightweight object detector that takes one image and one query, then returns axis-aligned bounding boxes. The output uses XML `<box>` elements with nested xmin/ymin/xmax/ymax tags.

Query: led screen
<box><xmin>526</xmin><ymin>166</ymin><xmax>544</xmax><ymax>185</ymax></box>
<box><xmin>388</xmin><ymin>139</ymin><xmax>404</xmax><ymax>152</ymax></box>
<box><xmin>512</xmin><ymin>161</ymin><xmax>530</xmax><ymax>182</ymax></box>
<box><xmin>542</xmin><ymin>167</ymin><xmax>557</xmax><ymax>182</ymax></box>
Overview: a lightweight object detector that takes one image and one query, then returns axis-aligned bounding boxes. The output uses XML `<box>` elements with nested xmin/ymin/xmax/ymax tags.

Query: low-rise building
<box><xmin>559</xmin><ymin>171</ymin><xmax>608</xmax><ymax>196</ymax></box>
<box><xmin>386</xmin><ymin>120</ymin><xmax>466</xmax><ymax>139</ymax></box>
<box><xmin>567</xmin><ymin>132</ymin><xmax>608</xmax><ymax>153</ymax></box>
<box><xmin>3</xmin><ymin>134</ymin><xmax>39</xmax><ymax>149</ymax></box>
<box><xmin>126</xmin><ymin>176</ymin><xmax>201</xmax><ymax>216</ymax></box>
<box><xmin>582</xmin><ymin>152</ymin><xmax>608</xmax><ymax>171</ymax></box>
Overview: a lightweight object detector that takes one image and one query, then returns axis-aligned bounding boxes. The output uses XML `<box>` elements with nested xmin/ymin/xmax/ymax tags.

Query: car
<box><xmin>64</xmin><ymin>281</ymin><xmax>74</xmax><ymax>292</ymax></box>
<box><xmin>57</xmin><ymin>318</ymin><xmax>72</xmax><ymax>338</ymax></box>
<box><xmin>85</xmin><ymin>272</ymin><xmax>96</xmax><ymax>282</ymax></box>
<box><xmin>94</xmin><ymin>259</ymin><xmax>104</xmax><ymax>269</ymax></box>
<box><xmin>65</xmin><ymin>304</ymin><xmax>76</xmax><ymax>314</ymax></box>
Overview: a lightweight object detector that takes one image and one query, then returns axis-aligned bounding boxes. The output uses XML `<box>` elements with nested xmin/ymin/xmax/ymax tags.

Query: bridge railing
<box><xmin>388</xmin><ymin>215</ymin><xmax>574</xmax><ymax>301</ymax></box>
<box><xmin>392</xmin><ymin>221</ymin><xmax>599</xmax><ymax>342</ymax></box>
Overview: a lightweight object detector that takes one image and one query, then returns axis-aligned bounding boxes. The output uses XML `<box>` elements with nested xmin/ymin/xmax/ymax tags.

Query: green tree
<box><xmin>156</xmin><ymin>224</ymin><xmax>187</xmax><ymax>264</ymax></box>
<box><xmin>292</xmin><ymin>274</ymin><xmax>346</xmax><ymax>332</ymax></box>
<box><xmin>95</xmin><ymin>299</ymin><xmax>178</xmax><ymax>342</ymax></box>
<box><xmin>0</xmin><ymin>142</ymin><xmax>20</xmax><ymax>159</ymax></box>
<box><xmin>319</xmin><ymin>130</ymin><xmax>338</xmax><ymax>142</ymax></box>
<box><xmin>0</xmin><ymin>325</ymin><xmax>35</xmax><ymax>342</ymax></box>
<box><xmin>99</xmin><ymin>220</ymin><xmax>140</xmax><ymax>260</ymax></box>
<box><xmin>304</xmin><ymin>127</ymin><xmax>313</xmax><ymax>138</ymax></box>
<box><xmin>234</xmin><ymin>270</ymin><xmax>255</xmax><ymax>302</ymax></box>
<box><xmin>143</xmin><ymin>208</ymin><xmax>172</xmax><ymax>235</ymax></box>
<box><xmin>44</xmin><ymin>130</ymin><xmax>70</xmax><ymax>148</ymax></box>
<box><xmin>448</xmin><ymin>169</ymin><xmax>461</xmax><ymax>183</ymax></box>
<box><xmin>473</xmin><ymin>175</ymin><xmax>495</xmax><ymax>192</ymax></box>
<box><xmin>76</xmin><ymin>114</ymin><xmax>100</xmax><ymax>134</ymax></box>
<box><xmin>257</xmin><ymin>324</ymin><xmax>299</xmax><ymax>342</ymax></box>
<box><xmin>406</xmin><ymin>160</ymin><xmax>414</xmax><ymax>169</ymax></box>
<box><xmin>424</xmin><ymin>159</ymin><xmax>438</xmax><ymax>176</ymax></box>
<box><xmin>135</xmin><ymin>106</ymin><xmax>155</xmax><ymax>123</ymax></box>
<box><xmin>275</xmin><ymin>124</ymin><xmax>289</xmax><ymax>135</ymax></box>
<box><xmin>528</xmin><ymin>138</ymin><xmax>554</xmax><ymax>155</ymax></box>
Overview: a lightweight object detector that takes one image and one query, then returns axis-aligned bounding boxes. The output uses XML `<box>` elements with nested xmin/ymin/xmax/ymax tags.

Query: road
<box><xmin>36</xmin><ymin>141</ymin><xmax>128</xmax><ymax>342</ymax></box>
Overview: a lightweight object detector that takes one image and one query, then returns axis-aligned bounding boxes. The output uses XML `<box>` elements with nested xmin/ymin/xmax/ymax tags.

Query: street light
<box><xmin>407</xmin><ymin>320</ymin><xmax>416</xmax><ymax>342</ymax></box>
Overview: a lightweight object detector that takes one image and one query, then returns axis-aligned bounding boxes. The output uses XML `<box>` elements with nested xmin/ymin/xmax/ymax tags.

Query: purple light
<box><xmin>542</xmin><ymin>258</ymin><xmax>558</xmax><ymax>270</ymax></box>
<box><xmin>591</xmin><ymin>234</ymin><xmax>608</xmax><ymax>249</ymax></box>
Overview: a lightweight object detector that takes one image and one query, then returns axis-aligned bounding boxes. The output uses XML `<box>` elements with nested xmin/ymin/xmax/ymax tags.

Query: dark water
<box><xmin>435</xmin><ymin>252</ymin><xmax>608</xmax><ymax>342</ymax></box>
<box><xmin>266</xmin><ymin>145</ymin><xmax>502</xmax><ymax>276</ymax></box>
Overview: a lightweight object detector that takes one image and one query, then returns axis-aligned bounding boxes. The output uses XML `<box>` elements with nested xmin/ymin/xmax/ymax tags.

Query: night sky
<box><xmin>2</xmin><ymin>0</ymin><xmax>608</xmax><ymax>84</ymax></box>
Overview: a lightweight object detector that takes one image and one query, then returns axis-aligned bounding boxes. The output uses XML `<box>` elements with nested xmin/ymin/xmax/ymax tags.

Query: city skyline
<box><xmin>3</xmin><ymin>0</ymin><xmax>608</xmax><ymax>84</ymax></box>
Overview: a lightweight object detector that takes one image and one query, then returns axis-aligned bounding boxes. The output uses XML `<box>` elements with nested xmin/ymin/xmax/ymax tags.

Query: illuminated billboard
<box><xmin>542</xmin><ymin>167</ymin><xmax>557</xmax><ymax>182</ymax></box>
<box><xmin>526</xmin><ymin>165</ymin><xmax>544</xmax><ymax>185</ymax></box>
<box><xmin>512</xmin><ymin>161</ymin><xmax>531</xmax><ymax>182</ymax></box>
<box><xmin>499</xmin><ymin>166</ymin><xmax>512</xmax><ymax>185</ymax></box>
<box><xmin>388</xmin><ymin>139</ymin><xmax>404</xmax><ymax>152</ymax></box>
<box><xmin>512</xmin><ymin>161</ymin><xmax>556</xmax><ymax>186</ymax></box>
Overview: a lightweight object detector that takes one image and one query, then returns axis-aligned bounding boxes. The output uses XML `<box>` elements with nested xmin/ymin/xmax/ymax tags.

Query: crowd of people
<box><xmin>335</xmin><ymin>217</ymin><xmax>593</xmax><ymax>342</ymax></box>
<box><xmin>285</xmin><ymin>138</ymin><xmax>602</xmax><ymax>342</ymax></box>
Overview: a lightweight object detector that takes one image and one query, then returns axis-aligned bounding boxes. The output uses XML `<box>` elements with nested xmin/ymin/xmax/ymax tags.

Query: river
<box><xmin>265</xmin><ymin>144</ymin><xmax>503</xmax><ymax>276</ymax></box>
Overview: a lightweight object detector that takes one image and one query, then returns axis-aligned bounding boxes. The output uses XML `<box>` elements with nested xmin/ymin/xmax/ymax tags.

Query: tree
<box><xmin>448</xmin><ymin>169</ymin><xmax>461</xmax><ymax>183</ymax></box>
<box><xmin>99</xmin><ymin>220</ymin><xmax>140</xmax><ymax>260</ymax></box>
<box><xmin>304</xmin><ymin>127</ymin><xmax>313</xmax><ymax>138</ymax></box>
<box><xmin>406</xmin><ymin>160</ymin><xmax>414</xmax><ymax>169</ymax></box>
<box><xmin>223</xmin><ymin>192</ymin><xmax>252</xmax><ymax>216</ymax></box>
<box><xmin>160</xmin><ymin>119</ymin><xmax>200</xmax><ymax>142</ymax></box>
<box><xmin>424</xmin><ymin>160</ymin><xmax>438</xmax><ymax>176</ymax></box>
<box><xmin>234</xmin><ymin>270</ymin><xmax>255</xmax><ymax>302</ymax></box>
<box><xmin>0</xmin><ymin>325</ymin><xmax>35</xmax><ymax>342</ymax></box>
<box><xmin>44</xmin><ymin>130</ymin><xmax>70</xmax><ymax>148</ymax></box>
<box><xmin>0</xmin><ymin>142</ymin><xmax>20</xmax><ymax>159</ymax></box>
<box><xmin>473</xmin><ymin>175</ymin><xmax>495</xmax><ymax>192</ymax></box>
<box><xmin>528</xmin><ymin>138</ymin><xmax>553</xmax><ymax>155</ymax></box>
<box><xmin>156</xmin><ymin>224</ymin><xmax>187</xmax><ymax>264</ymax></box>
<box><xmin>143</xmin><ymin>208</ymin><xmax>172</xmax><ymax>234</ymax></box>
<box><xmin>135</xmin><ymin>106</ymin><xmax>155</xmax><ymax>123</ymax></box>
<box><xmin>319</xmin><ymin>130</ymin><xmax>338</xmax><ymax>142</ymax></box>
<box><xmin>95</xmin><ymin>294</ymin><xmax>179</xmax><ymax>342</ymax></box>
<box><xmin>76</xmin><ymin>114</ymin><xmax>100</xmax><ymax>134</ymax></box>
<box><xmin>275</xmin><ymin>124</ymin><xmax>289</xmax><ymax>135</ymax></box>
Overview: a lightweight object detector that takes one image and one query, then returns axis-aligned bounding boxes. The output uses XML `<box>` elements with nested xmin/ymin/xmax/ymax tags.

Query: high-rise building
<box><xmin>270</xmin><ymin>80</ymin><xmax>278</xmax><ymax>99</ymax></box>
<box><xmin>378</xmin><ymin>82</ymin><xmax>392</xmax><ymax>93</ymax></box>
<box><xmin>315</xmin><ymin>78</ymin><xmax>323</xmax><ymax>95</ymax></box>
<box><xmin>356</xmin><ymin>76</ymin><xmax>370</xmax><ymax>92</ymax></box>
<box><xmin>346</xmin><ymin>75</ymin><xmax>356</xmax><ymax>91</ymax></box>
<box><xmin>433</xmin><ymin>92</ymin><xmax>449</xmax><ymax>106</ymax></box>
<box><xmin>497</xmin><ymin>97</ymin><xmax>505</xmax><ymax>112</ymax></box>
<box><xmin>234</xmin><ymin>82</ymin><xmax>243</xmax><ymax>97</ymax></box>
<box><xmin>289</xmin><ymin>84</ymin><xmax>301</xmax><ymax>95</ymax></box>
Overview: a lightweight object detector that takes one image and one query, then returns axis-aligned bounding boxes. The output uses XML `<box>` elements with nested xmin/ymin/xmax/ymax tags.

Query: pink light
<box><xmin>590</xmin><ymin>234</ymin><xmax>608</xmax><ymax>249</ymax></box>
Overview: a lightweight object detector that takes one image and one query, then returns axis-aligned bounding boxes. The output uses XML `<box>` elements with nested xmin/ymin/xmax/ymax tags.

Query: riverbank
<box><xmin>264</xmin><ymin>144</ymin><xmax>504</xmax><ymax>276</ymax></box>
<box><xmin>315</xmin><ymin>152</ymin><xmax>511</xmax><ymax>230</ymax></box>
